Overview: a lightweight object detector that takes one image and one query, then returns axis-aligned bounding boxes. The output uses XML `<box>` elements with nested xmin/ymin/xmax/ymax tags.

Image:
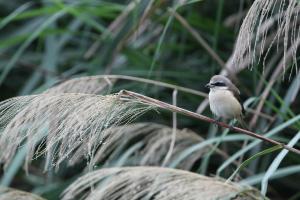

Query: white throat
<box><xmin>210</xmin><ymin>86</ymin><xmax>229</xmax><ymax>92</ymax></box>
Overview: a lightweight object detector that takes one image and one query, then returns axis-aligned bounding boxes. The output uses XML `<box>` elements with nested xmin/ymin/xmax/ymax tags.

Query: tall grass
<box><xmin>0</xmin><ymin>0</ymin><xmax>299</xmax><ymax>199</ymax></box>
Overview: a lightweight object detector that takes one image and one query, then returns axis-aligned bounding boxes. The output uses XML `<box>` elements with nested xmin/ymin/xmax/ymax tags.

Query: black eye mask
<box><xmin>212</xmin><ymin>82</ymin><xmax>226</xmax><ymax>87</ymax></box>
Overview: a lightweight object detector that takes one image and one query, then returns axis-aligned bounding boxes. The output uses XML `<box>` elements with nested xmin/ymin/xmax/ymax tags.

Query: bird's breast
<box><xmin>208</xmin><ymin>89</ymin><xmax>242</xmax><ymax>119</ymax></box>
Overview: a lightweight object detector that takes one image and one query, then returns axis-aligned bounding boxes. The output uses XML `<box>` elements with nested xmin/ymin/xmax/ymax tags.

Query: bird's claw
<box><xmin>213</xmin><ymin>118</ymin><xmax>220</xmax><ymax>127</ymax></box>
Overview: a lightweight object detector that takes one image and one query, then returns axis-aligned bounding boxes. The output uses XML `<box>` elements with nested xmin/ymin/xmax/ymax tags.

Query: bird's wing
<box><xmin>230</xmin><ymin>84</ymin><xmax>245</xmax><ymax>115</ymax></box>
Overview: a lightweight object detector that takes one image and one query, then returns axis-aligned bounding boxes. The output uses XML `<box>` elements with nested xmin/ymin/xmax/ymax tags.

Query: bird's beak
<box><xmin>205</xmin><ymin>83</ymin><xmax>212</xmax><ymax>88</ymax></box>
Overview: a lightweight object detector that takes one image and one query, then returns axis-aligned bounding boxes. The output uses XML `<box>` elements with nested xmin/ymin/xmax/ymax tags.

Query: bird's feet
<box><xmin>228</xmin><ymin>120</ymin><xmax>236</xmax><ymax>130</ymax></box>
<box><xmin>213</xmin><ymin>118</ymin><xmax>221</xmax><ymax>127</ymax></box>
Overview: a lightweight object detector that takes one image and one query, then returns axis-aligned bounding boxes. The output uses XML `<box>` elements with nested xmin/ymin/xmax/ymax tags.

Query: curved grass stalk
<box><xmin>48</xmin><ymin>74</ymin><xmax>207</xmax><ymax>97</ymax></box>
<box><xmin>161</xmin><ymin>89</ymin><xmax>177</xmax><ymax>167</ymax></box>
<box><xmin>226</xmin><ymin>145</ymin><xmax>282</xmax><ymax>183</ymax></box>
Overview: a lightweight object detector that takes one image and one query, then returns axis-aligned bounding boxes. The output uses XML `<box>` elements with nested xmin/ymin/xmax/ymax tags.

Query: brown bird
<box><xmin>206</xmin><ymin>75</ymin><xmax>247</xmax><ymax>128</ymax></box>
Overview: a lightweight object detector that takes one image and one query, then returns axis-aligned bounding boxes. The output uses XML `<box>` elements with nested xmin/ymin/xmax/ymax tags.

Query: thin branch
<box><xmin>120</xmin><ymin>90</ymin><xmax>300</xmax><ymax>156</ymax></box>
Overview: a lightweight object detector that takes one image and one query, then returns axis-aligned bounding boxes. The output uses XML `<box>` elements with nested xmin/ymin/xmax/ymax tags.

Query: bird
<box><xmin>205</xmin><ymin>75</ymin><xmax>247</xmax><ymax>129</ymax></box>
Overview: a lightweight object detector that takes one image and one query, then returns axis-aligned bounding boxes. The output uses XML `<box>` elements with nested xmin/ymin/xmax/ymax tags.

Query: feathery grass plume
<box><xmin>233</xmin><ymin>0</ymin><xmax>300</xmax><ymax>73</ymax></box>
<box><xmin>0</xmin><ymin>93</ymin><xmax>150</xmax><ymax>171</ymax></box>
<box><xmin>0</xmin><ymin>187</ymin><xmax>45</xmax><ymax>200</ymax></box>
<box><xmin>44</xmin><ymin>76</ymin><xmax>116</xmax><ymax>94</ymax></box>
<box><xmin>78</xmin><ymin>123</ymin><xmax>209</xmax><ymax>169</ymax></box>
<box><xmin>62</xmin><ymin>167</ymin><xmax>267</xmax><ymax>200</ymax></box>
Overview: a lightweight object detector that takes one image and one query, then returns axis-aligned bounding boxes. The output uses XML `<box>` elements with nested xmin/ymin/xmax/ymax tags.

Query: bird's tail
<box><xmin>237</xmin><ymin>115</ymin><xmax>248</xmax><ymax>130</ymax></box>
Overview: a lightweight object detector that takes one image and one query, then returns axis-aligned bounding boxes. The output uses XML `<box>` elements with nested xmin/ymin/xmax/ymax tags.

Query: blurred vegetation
<box><xmin>0</xmin><ymin>0</ymin><xmax>299</xmax><ymax>199</ymax></box>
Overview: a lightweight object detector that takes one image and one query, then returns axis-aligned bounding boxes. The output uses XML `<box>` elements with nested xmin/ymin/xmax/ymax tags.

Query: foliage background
<box><xmin>0</xmin><ymin>0</ymin><xmax>299</xmax><ymax>199</ymax></box>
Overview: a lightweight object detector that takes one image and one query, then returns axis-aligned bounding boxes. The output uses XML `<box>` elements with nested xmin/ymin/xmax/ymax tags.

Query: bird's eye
<box><xmin>213</xmin><ymin>82</ymin><xmax>226</xmax><ymax>86</ymax></box>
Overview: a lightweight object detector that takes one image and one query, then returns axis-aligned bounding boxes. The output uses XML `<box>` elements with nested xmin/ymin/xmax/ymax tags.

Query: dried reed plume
<box><xmin>0</xmin><ymin>93</ymin><xmax>150</xmax><ymax>171</ymax></box>
<box><xmin>62</xmin><ymin>167</ymin><xmax>266</xmax><ymax>200</ymax></box>
<box><xmin>233</xmin><ymin>0</ymin><xmax>300</xmax><ymax>73</ymax></box>
<box><xmin>88</xmin><ymin>123</ymin><xmax>209</xmax><ymax>169</ymax></box>
<box><xmin>0</xmin><ymin>187</ymin><xmax>45</xmax><ymax>200</ymax></box>
<box><xmin>44</xmin><ymin>76</ymin><xmax>115</xmax><ymax>94</ymax></box>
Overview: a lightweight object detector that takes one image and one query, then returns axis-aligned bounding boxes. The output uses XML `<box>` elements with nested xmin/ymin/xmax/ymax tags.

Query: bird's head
<box><xmin>205</xmin><ymin>75</ymin><xmax>230</xmax><ymax>90</ymax></box>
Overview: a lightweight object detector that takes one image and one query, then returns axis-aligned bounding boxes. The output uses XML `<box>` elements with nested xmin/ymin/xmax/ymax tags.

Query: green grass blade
<box><xmin>169</xmin><ymin>134</ymin><xmax>249</xmax><ymax>168</ymax></box>
<box><xmin>57</xmin><ymin>19</ymin><xmax>82</xmax><ymax>48</ymax></box>
<box><xmin>226</xmin><ymin>145</ymin><xmax>282</xmax><ymax>183</ymax></box>
<box><xmin>241</xmin><ymin>165</ymin><xmax>300</xmax><ymax>185</ymax></box>
<box><xmin>261</xmin><ymin>131</ymin><xmax>300</xmax><ymax>195</ymax></box>
<box><xmin>212</xmin><ymin>0</ymin><xmax>224</xmax><ymax>50</ymax></box>
<box><xmin>146</xmin><ymin>7</ymin><xmax>174</xmax><ymax>80</ymax></box>
<box><xmin>10</xmin><ymin>6</ymin><xmax>61</xmax><ymax>20</ymax></box>
<box><xmin>54</xmin><ymin>1</ymin><xmax>107</xmax><ymax>34</ymax></box>
<box><xmin>186</xmin><ymin>0</ymin><xmax>205</xmax><ymax>4</ymax></box>
<box><xmin>0</xmin><ymin>146</ymin><xmax>27</xmax><ymax>186</ymax></box>
<box><xmin>0</xmin><ymin>9</ymin><xmax>67</xmax><ymax>85</ymax></box>
<box><xmin>0</xmin><ymin>2</ymin><xmax>33</xmax><ymax>30</ymax></box>
<box><xmin>199</xmin><ymin>122</ymin><xmax>231</xmax><ymax>174</ymax></box>
<box><xmin>114</xmin><ymin>142</ymin><xmax>144</xmax><ymax>167</ymax></box>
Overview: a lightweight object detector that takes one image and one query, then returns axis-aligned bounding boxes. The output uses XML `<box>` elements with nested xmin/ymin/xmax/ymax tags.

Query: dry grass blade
<box><xmin>0</xmin><ymin>187</ymin><xmax>45</xmax><ymax>200</ymax></box>
<box><xmin>46</xmin><ymin>75</ymin><xmax>207</xmax><ymax>97</ymax></box>
<box><xmin>44</xmin><ymin>76</ymin><xmax>116</xmax><ymax>94</ymax></box>
<box><xmin>84</xmin><ymin>0</ymin><xmax>140</xmax><ymax>59</ymax></box>
<box><xmin>0</xmin><ymin>93</ymin><xmax>150</xmax><ymax>170</ymax></box>
<box><xmin>170</xmin><ymin>9</ymin><xmax>227</xmax><ymax>72</ymax></box>
<box><xmin>250</xmin><ymin>37</ymin><xmax>300</xmax><ymax>128</ymax></box>
<box><xmin>86</xmin><ymin>123</ymin><xmax>208</xmax><ymax>170</ymax></box>
<box><xmin>232</xmin><ymin>0</ymin><xmax>300</xmax><ymax>72</ymax></box>
<box><xmin>62</xmin><ymin>166</ymin><xmax>266</xmax><ymax>200</ymax></box>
